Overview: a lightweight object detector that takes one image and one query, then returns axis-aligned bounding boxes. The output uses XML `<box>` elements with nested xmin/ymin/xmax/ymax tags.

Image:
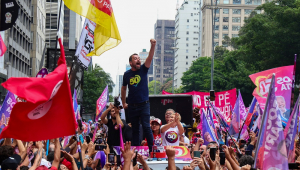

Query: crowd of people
<box><xmin>1</xmin><ymin>99</ymin><xmax>300</xmax><ymax>170</ymax></box>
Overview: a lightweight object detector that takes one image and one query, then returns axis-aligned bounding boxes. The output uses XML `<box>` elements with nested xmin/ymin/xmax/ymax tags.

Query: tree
<box><xmin>82</xmin><ymin>64</ymin><xmax>114</xmax><ymax>113</ymax></box>
<box><xmin>181</xmin><ymin>57</ymin><xmax>212</xmax><ymax>92</ymax></box>
<box><xmin>148</xmin><ymin>80</ymin><xmax>162</xmax><ymax>95</ymax></box>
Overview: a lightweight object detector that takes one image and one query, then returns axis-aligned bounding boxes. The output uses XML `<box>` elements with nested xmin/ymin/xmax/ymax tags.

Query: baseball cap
<box><xmin>1</xmin><ymin>154</ymin><xmax>21</xmax><ymax>170</ymax></box>
<box><xmin>151</xmin><ymin>118</ymin><xmax>162</xmax><ymax>125</ymax></box>
<box><xmin>61</xmin><ymin>159</ymin><xmax>72</xmax><ymax>170</ymax></box>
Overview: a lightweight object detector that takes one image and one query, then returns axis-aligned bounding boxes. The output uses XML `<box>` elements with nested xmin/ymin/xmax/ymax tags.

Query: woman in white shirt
<box><xmin>160</xmin><ymin>112</ymin><xmax>184</xmax><ymax>146</ymax></box>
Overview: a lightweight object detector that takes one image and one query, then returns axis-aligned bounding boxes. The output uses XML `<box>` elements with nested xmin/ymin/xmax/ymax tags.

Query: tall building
<box><xmin>45</xmin><ymin>0</ymin><xmax>64</xmax><ymax>48</ymax></box>
<box><xmin>31</xmin><ymin>0</ymin><xmax>46</xmax><ymax>76</ymax></box>
<box><xmin>63</xmin><ymin>6</ymin><xmax>82</xmax><ymax>50</ymax></box>
<box><xmin>139</xmin><ymin>49</ymin><xmax>148</xmax><ymax>64</ymax></box>
<box><xmin>114</xmin><ymin>75</ymin><xmax>123</xmax><ymax>97</ymax></box>
<box><xmin>154</xmin><ymin>20</ymin><xmax>175</xmax><ymax>86</ymax></box>
<box><xmin>174</xmin><ymin>0</ymin><xmax>200</xmax><ymax>89</ymax></box>
<box><xmin>0</xmin><ymin>32</ymin><xmax>8</xmax><ymax>102</ymax></box>
<box><xmin>4</xmin><ymin>0</ymin><xmax>33</xmax><ymax>79</ymax></box>
<box><xmin>201</xmin><ymin>0</ymin><xmax>264</xmax><ymax>56</ymax></box>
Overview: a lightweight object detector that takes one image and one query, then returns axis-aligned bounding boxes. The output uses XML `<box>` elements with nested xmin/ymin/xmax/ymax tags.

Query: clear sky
<box><xmin>92</xmin><ymin>0</ymin><xmax>184</xmax><ymax>85</ymax></box>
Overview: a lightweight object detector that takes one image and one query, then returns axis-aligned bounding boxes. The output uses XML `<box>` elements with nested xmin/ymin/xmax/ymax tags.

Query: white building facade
<box><xmin>174</xmin><ymin>0</ymin><xmax>201</xmax><ymax>89</ymax></box>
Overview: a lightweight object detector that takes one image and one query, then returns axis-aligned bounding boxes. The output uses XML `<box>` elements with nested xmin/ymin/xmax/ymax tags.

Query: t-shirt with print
<box><xmin>143</xmin><ymin>134</ymin><xmax>162</xmax><ymax>146</ymax></box>
<box><xmin>122</xmin><ymin>64</ymin><xmax>149</xmax><ymax>104</ymax></box>
<box><xmin>161</xmin><ymin>125</ymin><xmax>180</xmax><ymax>146</ymax></box>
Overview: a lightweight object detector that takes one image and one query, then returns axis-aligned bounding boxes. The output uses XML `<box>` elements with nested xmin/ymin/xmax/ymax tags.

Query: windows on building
<box><xmin>215</xmin><ymin>17</ymin><xmax>219</xmax><ymax>22</ymax></box>
<box><xmin>214</xmin><ymin>25</ymin><xmax>219</xmax><ymax>30</ymax></box>
<box><xmin>232</xmin><ymin>25</ymin><xmax>241</xmax><ymax>31</ymax></box>
<box><xmin>244</xmin><ymin>9</ymin><xmax>252</xmax><ymax>15</ymax></box>
<box><xmin>214</xmin><ymin>33</ymin><xmax>219</xmax><ymax>39</ymax></box>
<box><xmin>222</xmin><ymin>34</ymin><xmax>228</xmax><ymax>39</ymax></box>
<box><xmin>233</xmin><ymin>9</ymin><xmax>241</xmax><ymax>14</ymax></box>
<box><xmin>232</xmin><ymin>34</ymin><xmax>239</xmax><ymax>37</ymax></box>
<box><xmin>223</xmin><ymin>25</ymin><xmax>229</xmax><ymax>31</ymax></box>
<box><xmin>214</xmin><ymin>9</ymin><xmax>220</xmax><ymax>14</ymax></box>
<box><xmin>232</xmin><ymin>17</ymin><xmax>241</xmax><ymax>23</ymax></box>
<box><xmin>186</xmin><ymin>31</ymin><xmax>189</xmax><ymax>35</ymax></box>
<box><xmin>223</xmin><ymin>0</ymin><xmax>229</xmax><ymax>4</ymax></box>
<box><xmin>223</xmin><ymin>9</ymin><xmax>229</xmax><ymax>14</ymax></box>
<box><xmin>233</xmin><ymin>0</ymin><xmax>241</xmax><ymax>4</ymax></box>
<box><xmin>223</xmin><ymin>17</ymin><xmax>229</xmax><ymax>22</ymax></box>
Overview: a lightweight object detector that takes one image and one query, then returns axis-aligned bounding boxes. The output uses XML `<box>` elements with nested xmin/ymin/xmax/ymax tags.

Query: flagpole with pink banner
<box><xmin>290</xmin><ymin>54</ymin><xmax>297</xmax><ymax>109</ymax></box>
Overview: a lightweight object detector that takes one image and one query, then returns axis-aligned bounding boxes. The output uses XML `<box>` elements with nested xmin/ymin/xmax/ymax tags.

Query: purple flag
<box><xmin>207</xmin><ymin>105</ymin><xmax>215</xmax><ymax>129</ymax></box>
<box><xmin>202</xmin><ymin>108</ymin><xmax>218</xmax><ymax>145</ymax></box>
<box><xmin>210</xmin><ymin>103</ymin><xmax>229</xmax><ymax>128</ymax></box>
<box><xmin>73</xmin><ymin>89</ymin><xmax>79</xmax><ymax>119</ymax></box>
<box><xmin>254</xmin><ymin>74</ymin><xmax>288</xmax><ymax>169</ymax></box>
<box><xmin>284</xmin><ymin>95</ymin><xmax>299</xmax><ymax>162</ymax></box>
<box><xmin>0</xmin><ymin>91</ymin><xmax>16</xmax><ymax>130</ymax></box>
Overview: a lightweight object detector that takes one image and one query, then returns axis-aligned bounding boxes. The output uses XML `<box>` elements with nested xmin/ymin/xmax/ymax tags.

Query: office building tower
<box><xmin>154</xmin><ymin>20</ymin><xmax>175</xmax><ymax>86</ymax></box>
<box><xmin>174</xmin><ymin>0</ymin><xmax>200</xmax><ymax>88</ymax></box>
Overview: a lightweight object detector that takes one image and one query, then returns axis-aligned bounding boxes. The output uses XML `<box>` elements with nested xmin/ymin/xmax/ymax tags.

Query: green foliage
<box><xmin>83</xmin><ymin>64</ymin><xmax>114</xmax><ymax>113</ymax></box>
<box><xmin>179</xmin><ymin>0</ymin><xmax>300</xmax><ymax>105</ymax></box>
<box><xmin>148</xmin><ymin>80</ymin><xmax>162</xmax><ymax>94</ymax></box>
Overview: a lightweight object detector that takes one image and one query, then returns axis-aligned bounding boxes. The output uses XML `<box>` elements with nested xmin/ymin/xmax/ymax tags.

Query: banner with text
<box><xmin>249</xmin><ymin>65</ymin><xmax>293</xmax><ymax>120</ymax></box>
<box><xmin>75</xmin><ymin>18</ymin><xmax>95</xmax><ymax>69</ymax></box>
<box><xmin>162</xmin><ymin>89</ymin><xmax>236</xmax><ymax>122</ymax></box>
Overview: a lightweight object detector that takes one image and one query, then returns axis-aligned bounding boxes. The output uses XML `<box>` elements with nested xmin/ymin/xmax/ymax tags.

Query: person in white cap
<box><xmin>141</xmin><ymin>118</ymin><xmax>163</xmax><ymax>146</ymax></box>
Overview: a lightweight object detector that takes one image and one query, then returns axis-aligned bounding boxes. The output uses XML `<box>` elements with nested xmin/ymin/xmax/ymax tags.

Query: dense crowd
<box><xmin>1</xmin><ymin>98</ymin><xmax>299</xmax><ymax>170</ymax></box>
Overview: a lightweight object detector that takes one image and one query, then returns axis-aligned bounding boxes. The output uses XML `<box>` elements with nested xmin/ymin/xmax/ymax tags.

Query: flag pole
<box><xmin>290</xmin><ymin>54</ymin><xmax>297</xmax><ymax>109</ymax></box>
<box><xmin>209</xmin><ymin>100</ymin><xmax>241</xmax><ymax>154</ymax></box>
<box><xmin>237</xmin><ymin>97</ymin><xmax>256</xmax><ymax>141</ymax></box>
<box><xmin>54</xmin><ymin>0</ymin><xmax>63</xmax><ymax>66</ymax></box>
<box><xmin>253</xmin><ymin>74</ymin><xmax>275</xmax><ymax>168</ymax></box>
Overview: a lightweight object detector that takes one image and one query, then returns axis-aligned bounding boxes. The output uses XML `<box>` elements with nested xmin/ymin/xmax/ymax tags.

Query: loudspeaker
<box><xmin>125</xmin><ymin>95</ymin><xmax>193</xmax><ymax>126</ymax></box>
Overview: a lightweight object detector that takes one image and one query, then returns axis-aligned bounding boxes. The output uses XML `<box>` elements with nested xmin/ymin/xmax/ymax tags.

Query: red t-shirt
<box><xmin>143</xmin><ymin>134</ymin><xmax>162</xmax><ymax>146</ymax></box>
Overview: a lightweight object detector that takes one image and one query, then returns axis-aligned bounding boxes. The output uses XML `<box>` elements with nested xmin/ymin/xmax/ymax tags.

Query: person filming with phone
<box><xmin>100</xmin><ymin>97</ymin><xmax>126</xmax><ymax>152</ymax></box>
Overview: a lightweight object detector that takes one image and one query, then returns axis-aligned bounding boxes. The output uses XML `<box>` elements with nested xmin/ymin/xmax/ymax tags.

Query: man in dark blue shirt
<box><xmin>121</xmin><ymin>39</ymin><xmax>156</xmax><ymax>153</ymax></box>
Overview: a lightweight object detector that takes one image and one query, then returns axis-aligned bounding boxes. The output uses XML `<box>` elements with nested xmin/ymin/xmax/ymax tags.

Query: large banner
<box><xmin>162</xmin><ymin>89</ymin><xmax>236</xmax><ymax>122</ymax></box>
<box><xmin>249</xmin><ymin>65</ymin><xmax>293</xmax><ymax>120</ymax></box>
<box><xmin>75</xmin><ymin>18</ymin><xmax>94</xmax><ymax>69</ymax></box>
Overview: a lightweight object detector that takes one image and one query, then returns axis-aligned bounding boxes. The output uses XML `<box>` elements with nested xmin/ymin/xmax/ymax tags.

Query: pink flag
<box><xmin>0</xmin><ymin>35</ymin><xmax>7</xmax><ymax>56</ymax></box>
<box><xmin>249</xmin><ymin>65</ymin><xmax>293</xmax><ymax>118</ymax></box>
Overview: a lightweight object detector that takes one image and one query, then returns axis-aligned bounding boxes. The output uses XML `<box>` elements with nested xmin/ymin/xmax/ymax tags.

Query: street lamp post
<box><xmin>207</xmin><ymin>5</ymin><xmax>220</xmax><ymax>91</ymax></box>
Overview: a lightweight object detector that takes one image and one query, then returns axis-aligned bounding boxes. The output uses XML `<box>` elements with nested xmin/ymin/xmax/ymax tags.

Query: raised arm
<box><xmin>175</xmin><ymin>113</ymin><xmax>184</xmax><ymax>135</ymax></box>
<box><xmin>144</xmin><ymin>39</ymin><xmax>156</xmax><ymax>68</ymax></box>
<box><xmin>100</xmin><ymin>103</ymin><xmax>113</xmax><ymax>125</ymax></box>
<box><xmin>166</xmin><ymin>146</ymin><xmax>176</xmax><ymax>170</ymax></box>
<box><xmin>16</xmin><ymin>140</ymin><xmax>26</xmax><ymax>161</ymax></box>
<box><xmin>160</xmin><ymin>121</ymin><xmax>176</xmax><ymax>133</ymax></box>
<box><xmin>121</xmin><ymin>86</ymin><xmax>128</xmax><ymax>109</ymax></box>
<box><xmin>29</xmin><ymin>141</ymin><xmax>43</xmax><ymax>170</ymax></box>
<box><xmin>51</xmin><ymin>138</ymin><xmax>60</xmax><ymax>169</ymax></box>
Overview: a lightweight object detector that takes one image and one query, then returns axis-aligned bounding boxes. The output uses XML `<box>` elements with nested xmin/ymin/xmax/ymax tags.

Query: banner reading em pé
<box><xmin>249</xmin><ymin>65</ymin><xmax>293</xmax><ymax>120</ymax></box>
<box><xmin>162</xmin><ymin>89</ymin><xmax>237</xmax><ymax>121</ymax></box>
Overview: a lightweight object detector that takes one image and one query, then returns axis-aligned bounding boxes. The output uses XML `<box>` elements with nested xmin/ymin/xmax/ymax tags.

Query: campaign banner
<box><xmin>0</xmin><ymin>91</ymin><xmax>16</xmax><ymax>130</ymax></box>
<box><xmin>162</xmin><ymin>89</ymin><xmax>236</xmax><ymax>123</ymax></box>
<box><xmin>75</xmin><ymin>18</ymin><xmax>95</xmax><ymax>69</ymax></box>
<box><xmin>95</xmin><ymin>85</ymin><xmax>109</xmax><ymax>121</ymax></box>
<box><xmin>113</xmin><ymin>146</ymin><xmax>191</xmax><ymax>161</ymax></box>
<box><xmin>249</xmin><ymin>65</ymin><xmax>293</xmax><ymax>120</ymax></box>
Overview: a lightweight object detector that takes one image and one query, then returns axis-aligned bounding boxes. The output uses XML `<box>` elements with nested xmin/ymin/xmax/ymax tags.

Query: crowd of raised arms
<box><xmin>1</xmin><ymin>102</ymin><xmax>299</xmax><ymax>170</ymax></box>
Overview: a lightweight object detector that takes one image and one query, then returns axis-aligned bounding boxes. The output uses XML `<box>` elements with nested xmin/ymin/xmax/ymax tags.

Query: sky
<box><xmin>91</xmin><ymin>0</ymin><xmax>184</xmax><ymax>84</ymax></box>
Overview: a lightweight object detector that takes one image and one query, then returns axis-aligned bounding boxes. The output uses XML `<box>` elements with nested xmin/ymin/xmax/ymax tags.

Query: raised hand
<box><xmin>166</xmin><ymin>146</ymin><xmax>176</xmax><ymax>159</ymax></box>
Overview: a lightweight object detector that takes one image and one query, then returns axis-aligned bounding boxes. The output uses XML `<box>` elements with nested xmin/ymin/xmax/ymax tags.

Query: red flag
<box><xmin>0</xmin><ymin>34</ymin><xmax>7</xmax><ymax>56</ymax></box>
<box><xmin>0</xmin><ymin>38</ymin><xmax>77</xmax><ymax>141</ymax></box>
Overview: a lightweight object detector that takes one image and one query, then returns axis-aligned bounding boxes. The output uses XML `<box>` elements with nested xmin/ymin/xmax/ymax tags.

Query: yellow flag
<box><xmin>63</xmin><ymin>0</ymin><xmax>121</xmax><ymax>56</ymax></box>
